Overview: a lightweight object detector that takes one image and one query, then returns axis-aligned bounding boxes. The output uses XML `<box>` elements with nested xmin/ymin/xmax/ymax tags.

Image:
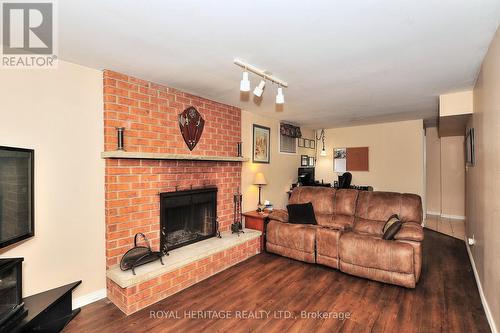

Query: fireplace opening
<box><xmin>160</xmin><ymin>187</ymin><xmax>217</xmax><ymax>252</ymax></box>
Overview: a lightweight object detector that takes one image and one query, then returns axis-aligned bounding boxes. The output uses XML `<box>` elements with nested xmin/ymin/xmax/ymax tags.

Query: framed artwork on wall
<box><xmin>304</xmin><ymin>139</ymin><xmax>310</xmax><ymax>148</ymax></box>
<box><xmin>466</xmin><ymin>128</ymin><xmax>475</xmax><ymax>166</ymax></box>
<box><xmin>253</xmin><ymin>124</ymin><xmax>271</xmax><ymax>164</ymax></box>
<box><xmin>334</xmin><ymin>147</ymin><xmax>369</xmax><ymax>172</ymax></box>
<box><xmin>298</xmin><ymin>138</ymin><xmax>305</xmax><ymax>147</ymax></box>
<box><xmin>310</xmin><ymin>140</ymin><xmax>315</xmax><ymax>149</ymax></box>
<box><xmin>301</xmin><ymin>155</ymin><xmax>309</xmax><ymax>166</ymax></box>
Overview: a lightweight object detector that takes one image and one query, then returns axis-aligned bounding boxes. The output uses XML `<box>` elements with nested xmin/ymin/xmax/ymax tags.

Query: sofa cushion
<box><xmin>400</xmin><ymin>194</ymin><xmax>423</xmax><ymax>223</ymax></box>
<box><xmin>266</xmin><ymin>220</ymin><xmax>316</xmax><ymax>254</ymax></box>
<box><xmin>354</xmin><ymin>191</ymin><xmax>423</xmax><ymax>237</ymax></box>
<box><xmin>268</xmin><ymin>209</ymin><xmax>288</xmax><ymax>223</ymax></box>
<box><xmin>328</xmin><ymin>189</ymin><xmax>358</xmax><ymax>230</ymax></box>
<box><xmin>394</xmin><ymin>222</ymin><xmax>424</xmax><ymax>242</ymax></box>
<box><xmin>382</xmin><ymin>215</ymin><xmax>402</xmax><ymax>240</ymax></box>
<box><xmin>355</xmin><ymin>191</ymin><xmax>402</xmax><ymax>222</ymax></box>
<box><xmin>353</xmin><ymin>218</ymin><xmax>385</xmax><ymax>236</ymax></box>
<box><xmin>320</xmin><ymin>214</ymin><xmax>353</xmax><ymax>231</ymax></box>
<box><xmin>287</xmin><ymin>202</ymin><xmax>317</xmax><ymax>225</ymax></box>
<box><xmin>316</xmin><ymin>227</ymin><xmax>342</xmax><ymax>268</ymax></box>
<box><xmin>339</xmin><ymin>232</ymin><xmax>414</xmax><ymax>274</ymax></box>
<box><xmin>289</xmin><ymin>187</ymin><xmax>336</xmax><ymax>216</ymax></box>
<box><xmin>335</xmin><ymin>189</ymin><xmax>358</xmax><ymax>216</ymax></box>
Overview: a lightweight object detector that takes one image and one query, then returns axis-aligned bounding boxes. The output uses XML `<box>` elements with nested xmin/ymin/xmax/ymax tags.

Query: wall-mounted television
<box><xmin>0</xmin><ymin>146</ymin><xmax>34</xmax><ymax>249</ymax></box>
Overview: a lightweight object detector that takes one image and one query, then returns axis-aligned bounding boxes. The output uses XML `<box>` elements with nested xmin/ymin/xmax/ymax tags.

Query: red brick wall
<box><xmin>103</xmin><ymin>70</ymin><xmax>242</xmax><ymax>268</ymax></box>
<box><xmin>103</xmin><ymin>70</ymin><xmax>241</xmax><ymax>156</ymax></box>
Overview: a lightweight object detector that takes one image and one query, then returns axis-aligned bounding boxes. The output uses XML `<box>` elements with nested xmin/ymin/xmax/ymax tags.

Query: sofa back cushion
<box><xmin>330</xmin><ymin>189</ymin><xmax>359</xmax><ymax>229</ymax></box>
<box><xmin>289</xmin><ymin>187</ymin><xmax>336</xmax><ymax>215</ymax></box>
<box><xmin>353</xmin><ymin>191</ymin><xmax>422</xmax><ymax>236</ymax></box>
<box><xmin>289</xmin><ymin>187</ymin><xmax>336</xmax><ymax>227</ymax></box>
<box><xmin>335</xmin><ymin>189</ymin><xmax>358</xmax><ymax>216</ymax></box>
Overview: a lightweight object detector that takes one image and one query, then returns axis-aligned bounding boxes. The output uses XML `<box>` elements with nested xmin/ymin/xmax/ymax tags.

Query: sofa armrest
<box><xmin>395</xmin><ymin>222</ymin><xmax>424</xmax><ymax>242</ymax></box>
<box><xmin>268</xmin><ymin>209</ymin><xmax>289</xmax><ymax>223</ymax></box>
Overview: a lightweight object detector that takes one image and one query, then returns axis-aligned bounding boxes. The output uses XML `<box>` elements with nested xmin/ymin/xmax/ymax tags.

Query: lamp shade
<box><xmin>253</xmin><ymin>172</ymin><xmax>267</xmax><ymax>185</ymax></box>
<box><xmin>276</xmin><ymin>87</ymin><xmax>284</xmax><ymax>104</ymax></box>
<box><xmin>253</xmin><ymin>80</ymin><xmax>266</xmax><ymax>97</ymax></box>
<box><xmin>240</xmin><ymin>71</ymin><xmax>250</xmax><ymax>92</ymax></box>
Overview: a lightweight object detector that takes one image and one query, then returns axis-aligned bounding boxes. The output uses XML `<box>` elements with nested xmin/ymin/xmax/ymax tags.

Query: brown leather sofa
<box><xmin>266</xmin><ymin>187</ymin><xmax>424</xmax><ymax>288</ymax></box>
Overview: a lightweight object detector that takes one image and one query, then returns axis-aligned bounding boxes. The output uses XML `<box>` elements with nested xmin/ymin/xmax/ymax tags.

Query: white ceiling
<box><xmin>59</xmin><ymin>0</ymin><xmax>500</xmax><ymax>128</ymax></box>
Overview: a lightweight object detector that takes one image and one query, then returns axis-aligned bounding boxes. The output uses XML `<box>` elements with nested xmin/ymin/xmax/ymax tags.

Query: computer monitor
<box><xmin>298</xmin><ymin>167</ymin><xmax>315</xmax><ymax>186</ymax></box>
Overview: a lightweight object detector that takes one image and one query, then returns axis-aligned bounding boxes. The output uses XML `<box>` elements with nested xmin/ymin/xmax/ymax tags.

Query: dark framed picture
<box><xmin>308</xmin><ymin>156</ymin><xmax>315</xmax><ymax>166</ymax></box>
<box><xmin>301</xmin><ymin>155</ymin><xmax>309</xmax><ymax>166</ymax></box>
<box><xmin>253</xmin><ymin>124</ymin><xmax>271</xmax><ymax>164</ymax></box>
<box><xmin>298</xmin><ymin>138</ymin><xmax>305</xmax><ymax>147</ymax></box>
<box><xmin>466</xmin><ymin>128</ymin><xmax>475</xmax><ymax>166</ymax></box>
<box><xmin>304</xmin><ymin>139</ymin><xmax>310</xmax><ymax>148</ymax></box>
<box><xmin>310</xmin><ymin>140</ymin><xmax>315</xmax><ymax>149</ymax></box>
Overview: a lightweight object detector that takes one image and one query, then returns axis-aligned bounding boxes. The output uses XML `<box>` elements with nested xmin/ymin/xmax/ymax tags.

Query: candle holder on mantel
<box><xmin>116</xmin><ymin>127</ymin><xmax>125</xmax><ymax>151</ymax></box>
<box><xmin>231</xmin><ymin>188</ymin><xmax>244</xmax><ymax>236</ymax></box>
<box><xmin>237</xmin><ymin>142</ymin><xmax>242</xmax><ymax>157</ymax></box>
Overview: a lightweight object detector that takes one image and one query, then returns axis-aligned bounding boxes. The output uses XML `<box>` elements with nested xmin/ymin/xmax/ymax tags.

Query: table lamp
<box><xmin>253</xmin><ymin>172</ymin><xmax>268</xmax><ymax>212</ymax></box>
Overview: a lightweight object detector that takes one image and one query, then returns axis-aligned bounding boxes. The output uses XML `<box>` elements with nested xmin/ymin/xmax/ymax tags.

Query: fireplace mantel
<box><xmin>101</xmin><ymin>151</ymin><xmax>248</xmax><ymax>162</ymax></box>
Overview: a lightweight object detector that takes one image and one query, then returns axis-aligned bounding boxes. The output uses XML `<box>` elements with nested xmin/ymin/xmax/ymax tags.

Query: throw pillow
<box><xmin>287</xmin><ymin>202</ymin><xmax>317</xmax><ymax>225</ymax></box>
<box><xmin>382</xmin><ymin>214</ymin><xmax>402</xmax><ymax>240</ymax></box>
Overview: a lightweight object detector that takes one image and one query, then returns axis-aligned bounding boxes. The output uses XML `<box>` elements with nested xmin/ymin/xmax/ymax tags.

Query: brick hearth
<box><xmin>107</xmin><ymin>231</ymin><xmax>261</xmax><ymax>315</ymax></box>
<box><xmin>103</xmin><ymin>70</ymin><xmax>255</xmax><ymax>315</ymax></box>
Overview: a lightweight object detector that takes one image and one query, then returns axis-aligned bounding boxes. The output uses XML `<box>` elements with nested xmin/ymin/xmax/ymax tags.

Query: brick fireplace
<box><xmin>103</xmin><ymin>70</ymin><xmax>260</xmax><ymax>314</ymax></box>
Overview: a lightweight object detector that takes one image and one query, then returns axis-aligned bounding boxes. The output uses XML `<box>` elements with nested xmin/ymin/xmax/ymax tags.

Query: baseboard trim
<box><xmin>441</xmin><ymin>214</ymin><xmax>466</xmax><ymax>220</ymax></box>
<box><xmin>426</xmin><ymin>212</ymin><xmax>466</xmax><ymax>220</ymax></box>
<box><xmin>72</xmin><ymin>288</ymin><xmax>107</xmax><ymax>310</ymax></box>
<box><xmin>465</xmin><ymin>240</ymin><xmax>498</xmax><ymax>333</ymax></box>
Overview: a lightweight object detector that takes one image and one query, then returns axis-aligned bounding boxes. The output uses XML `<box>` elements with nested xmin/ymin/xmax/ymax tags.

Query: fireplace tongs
<box><xmin>120</xmin><ymin>233</ymin><xmax>164</xmax><ymax>275</ymax></box>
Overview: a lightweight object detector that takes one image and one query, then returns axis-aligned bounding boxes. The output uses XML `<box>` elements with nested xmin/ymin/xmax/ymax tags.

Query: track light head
<box><xmin>276</xmin><ymin>87</ymin><xmax>284</xmax><ymax>104</ymax></box>
<box><xmin>240</xmin><ymin>71</ymin><xmax>250</xmax><ymax>92</ymax></box>
<box><xmin>253</xmin><ymin>80</ymin><xmax>266</xmax><ymax>97</ymax></box>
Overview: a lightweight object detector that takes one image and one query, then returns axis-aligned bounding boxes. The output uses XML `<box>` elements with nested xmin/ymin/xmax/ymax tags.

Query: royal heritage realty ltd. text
<box><xmin>150</xmin><ymin>310</ymin><xmax>352</xmax><ymax>321</ymax></box>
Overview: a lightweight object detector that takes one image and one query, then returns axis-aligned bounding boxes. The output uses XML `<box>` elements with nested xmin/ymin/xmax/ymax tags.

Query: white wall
<box><xmin>0</xmin><ymin>61</ymin><xmax>105</xmax><ymax>302</ymax></box>
<box><xmin>467</xmin><ymin>25</ymin><xmax>500</xmax><ymax>332</ymax></box>
<box><xmin>241</xmin><ymin>110</ymin><xmax>315</xmax><ymax>211</ymax></box>
<box><xmin>315</xmin><ymin>119</ymin><xmax>425</xmax><ymax>199</ymax></box>
<box><xmin>425</xmin><ymin>128</ymin><xmax>466</xmax><ymax>217</ymax></box>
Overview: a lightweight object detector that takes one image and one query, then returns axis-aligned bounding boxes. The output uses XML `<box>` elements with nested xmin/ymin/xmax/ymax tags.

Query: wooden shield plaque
<box><xmin>178</xmin><ymin>107</ymin><xmax>205</xmax><ymax>151</ymax></box>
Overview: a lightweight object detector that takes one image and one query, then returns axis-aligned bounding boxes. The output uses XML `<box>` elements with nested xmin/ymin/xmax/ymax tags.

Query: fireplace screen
<box><xmin>160</xmin><ymin>187</ymin><xmax>217</xmax><ymax>252</ymax></box>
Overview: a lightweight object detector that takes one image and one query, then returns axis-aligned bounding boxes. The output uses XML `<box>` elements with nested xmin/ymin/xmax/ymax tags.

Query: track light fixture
<box><xmin>253</xmin><ymin>80</ymin><xmax>266</xmax><ymax>97</ymax></box>
<box><xmin>276</xmin><ymin>87</ymin><xmax>284</xmax><ymax>104</ymax></box>
<box><xmin>234</xmin><ymin>58</ymin><xmax>288</xmax><ymax>105</ymax></box>
<box><xmin>240</xmin><ymin>71</ymin><xmax>250</xmax><ymax>92</ymax></box>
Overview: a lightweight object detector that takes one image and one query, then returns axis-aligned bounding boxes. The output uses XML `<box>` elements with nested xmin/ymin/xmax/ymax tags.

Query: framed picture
<box><xmin>334</xmin><ymin>147</ymin><xmax>369</xmax><ymax>172</ymax></box>
<box><xmin>308</xmin><ymin>156</ymin><xmax>315</xmax><ymax>166</ymax></box>
<box><xmin>253</xmin><ymin>124</ymin><xmax>271</xmax><ymax>164</ymax></box>
<box><xmin>310</xmin><ymin>140</ymin><xmax>315</xmax><ymax>149</ymax></box>
<box><xmin>334</xmin><ymin>148</ymin><xmax>347</xmax><ymax>172</ymax></box>
<box><xmin>298</xmin><ymin>138</ymin><xmax>305</xmax><ymax>147</ymax></box>
<box><xmin>301</xmin><ymin>155</ymin><xmax>309</xmax><ymax>166</ymax></box>
<box><xmin>304</xmin><ymin>139</ymin><xmax>310</xmax><ymax>148</ymax></box>
<box><xmin>466</xmin><ymin>128</ymin><xmax>475</xmax><ymax>166</ymax></box>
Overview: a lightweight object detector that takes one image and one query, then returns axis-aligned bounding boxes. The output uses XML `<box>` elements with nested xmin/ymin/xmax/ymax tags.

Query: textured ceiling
<box><xmin>58</xmin><ymin>0</ymin><xmax>500</xmax><ymax>128</ymax></box>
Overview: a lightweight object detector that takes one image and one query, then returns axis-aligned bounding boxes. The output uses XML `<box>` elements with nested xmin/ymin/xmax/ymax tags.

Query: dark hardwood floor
<box><xmin>64</xmin><ymin>229</ymin><xmax>491</xmax><ymax>333</ymax></box>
